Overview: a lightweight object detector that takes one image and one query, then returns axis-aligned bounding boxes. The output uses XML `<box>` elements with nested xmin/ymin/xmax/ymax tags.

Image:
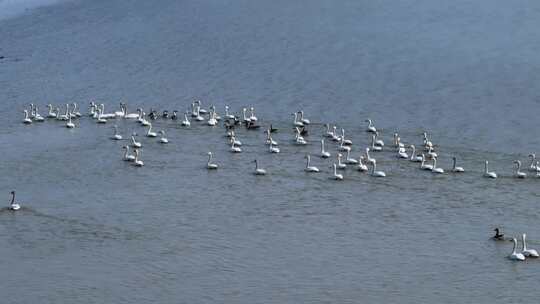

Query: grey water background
<box><xmin>1</xmin><ymin>0</ymin><xmax>540</xmax><ymax>303</ymax></box>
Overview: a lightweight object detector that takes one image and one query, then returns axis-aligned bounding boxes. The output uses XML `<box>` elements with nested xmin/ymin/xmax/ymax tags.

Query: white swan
<box><xmin>269</xmin><ymin>142</ymin><xmax>280</xmax><ymax>153</ymax></box>
<box><xmin>339</xmin><ymin>138</ymin><xmax>351</xmax><ymax>152</ymax></box>
<box><xmin>131</xmin><ymin>134</ymin><xmax>142</xmax><ymax>148</ymax></box>
<box><xmin>393</xmin><ymin>133</ymin><xmax>404</xmax><ymax>148</ymax></box>
<box><xmin>337</xmin><ymin>153</ymin><xmax>347</xmax><ymax>169</ymax></box>
<box><xmin>253</xmin><ymin>159</ymin><xmax>266</xmax><ymax>175</ymax></box>
<box><xmin>207</xmin><ymin>152</ymin><xmax>218</xmax><ymax>169</ymax></box>
<box><xmin>242</xmin><ymin>108</ymin><xmax>251</xmax><ymax>123</ymax></box>
<box><xmin>426</xmin><ymin>146</ymin><xmax>437</xmax><ymax>159</ymax></box>
<box><xmin>514</xmin><ymin>160</ymin><xmax>526</xmax><ymax>178</ymax></box>
<box><xmin>207</xmin><ymin>110</ymin><xmax>217</xmax><ymax>126</ymax></box>
<box><xmin>374</xmin><ymin>131</ymin><xmax>384</xmax><ymax>147</ymax></box>
<box><xmin>47</xmin><ymin>104</ymin><xmax>57</xmax><ymax>118</ymax></box>
<box><xmin>365</xmin><ymin>148</ymin><xmax>375</xmax><ymax>164</ymax></box>
<box><xmin>71</xmin><ymin>103</ymin><xmax>82</xmax><ymax>117</ymax></box>
<box><xmin>22</xmin><ymin>110</ymin><xmax>32</xmax><ymax>124</ymax></box>
<box><xmin>96</xmin><ymin>108</ymin><xmax>107</xmax><ymax>124</ymax></box>
<box><xmin>320</xmin><ymin>139</ymin><xmax>331</xmax><ymax>158</ymax></box>
<box><xmin>113</xmin><ymin>103</ymin><xmax>125</xmax><ymax>118</ymax></box>
<box><xmin>397</xmin><ymin>146</ymin><xmax>408</xmax><ymax>159</ymax></box>
<box><xmin>292</xmin><ymin>112</ymin><xmax>304</xmax><ymax>127</ymax></box>
<box><xmin>484</xmin><ymin>160</ymin><xmax>497</xmax><ymax>178</ymax></box>
<box><xmin>331</xmin><ymin>163</ymin><xmax>343</xmax><ymax>180</ymax></box>
<box><xmin>224</xmin><ymin>106</ymin><xmax>235</xmax><ymax>119</ymax></box>
<box><xmin>370</xmin><ymin>159</ymin><xmax>386</xmax><ymax>177</ymax></box>
<box><xmin>357</xmin><ymin>156</ymin><xmax>369</xmax><ymax>172</ymax></box>
<box><xmin>123</xmin><ymin>104</ymin><xmax>140</xmax><ymax>119</ymax></box>
<box><xmin>57</xmin><ymin>104</ymin><xmax>69</xmax><ymax>121</ymax></box>
<box><xmin>521</xmin><ymin>233</ymin><xmax>539</xmax><ymax>257</ymax></box>
<box><xmin>409</xmin><ymin>145</ymin><xmax>423</xmax><ymax>162</ymax></box>
<box><xmin>66</xmin><ymin>115</ymin><xmax>75</xmax><ymax>128</ymax></box>
<box><xmin>88</xmin><ymin>102</ymin><xmax>96</xmax><ymax>117</ymax></box>
<box><xmin>146</xmin><ymin>123</ymin><xmax>157</xmax><ymax>137</ymax></box>
<box><xmin>159</xmin><ymin>130</ymin><xmax>168</xmax><ymax>144</ymax></box>
<box><xmin>509</xmin><ymin>238</ymin><xmax>525</xmax><ymax>261</ymax></box>
<box><xmin>299</xmin><ymin>110</ymin><xmax>310</xmax><ymax>125</ymax></box>
<box><xmin>345</xmin><ymin>150</ymin><xmax>358</xmax><ymax>164</ymax></box>
<box><xmin>123</xmin><ymin>146</ymin><xmax>135</xmax><ymax>161</ymax></box>
<box><xmin>423</xmin><ymin>132</ymin><xmax>433</xmax><ymax>149</ymax></box>
<box><xmin>230</xmin><ymin>136</ymin><xmax>242</xmax><ymax>146</ymax></box>
<box><xmin>194</xmin><ymin>104</ymin><xmax>204</xmax><ymax>121</ymax></box>
<box><xmin>340</xmin><ymin>128</ymin><xmax>352</xmax><ymax>145</ymax></box>
<box><xmin>431</xmin><ymin>157</ymin><xmax>444</xmax><ymax>174</ymax></box>
<box><xmin>295</xmin><ymin>129</ymin><xmax>307</xmax><ymax>145</ymax></box>
<box><xmin>249</xmin><ymin>107</ymin><xmax>258</xmax><ymax>122</ymax></box>
<box><xmin>305</xmin><ymin>154</ymin><xmax>319</xmax><ymax>172</ymax></box>
<box><xmin>133</xmin><ymin>149</ymin><xmax>144</xmax><ymax>167</ymax></box>
<box><xmin>32</xmin><ymin>105</ymin><xmax>44</xmax><ymax>122</ymax></box>
<box><xmin>230</xmin><ymin>142</ymin><xmax>242</xmax><ymax>153</ymax></box>
<box><xmin>111</xmin><ymin>125</ymin><xmax>122</xmax><ymax>140</ymax></box>
<box><xmin>331</xmin><ymin>126</ymin><xmax>340</xmax><ymax>142</ymax></box>
<box><xmin>9</xmin><ymin>191</ymin><xmax>21</xmax><ymax>211</ymax></box>
<box><xmin>181</xmin><ymin>112</ymin><xmax>191</xmax><ymax>126</ymax></box>
<box><xmin>366</xmin><ymin>119</ymin><xmax>377</xmax><ymax>133</ymax></box>
<box><xmin>195</xmin><ymin>100</ymin><xmax>207</xmax><ymax>115</ymax></box>
<box><xmin>527</xmin><ymin>154</ymin><xmax>540</xmax><ymax>172</ymax></box>
<box><xmin>265</xmin><ymin>130</ymin><xmax>278</xmax><ymax>146</ymax></box>
<box><xmin>420</xmin><ymin>154</ymin><xmax>433</xmax><ymax>170</ymax></box>
<box><xmin>451</xmin><ymin>157</ymin><xmax>464</xmax><ymax>172</ymax></box>
<box><xmin>99</xmin><ymin>104</ymin><xmax>116</xmax><ymax>119</ymax></box>
<box><xmin>324</xmin><ymin>124</ymin><xmax>334</xmax><ymax>138</ymax></box>
<box><xmin>370</xmin><ymin>135</ymin><xmax>382</xmax><ymax>151</ymax></box>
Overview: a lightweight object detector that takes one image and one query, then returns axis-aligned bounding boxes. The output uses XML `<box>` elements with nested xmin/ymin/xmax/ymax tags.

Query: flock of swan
<box><xmin>20</xmin><ymin>101</ymin><xmax>540</xmax><ymax>181</ymax></box>
<box><xmin>493</xmin><ymin>228</ymin><xmax>539</xmax><ymax>261</ymax></box>
<box><xmin>13</xmin><ymin>101</ymin><xmax>540</xmax><ymax>262</ymax></box>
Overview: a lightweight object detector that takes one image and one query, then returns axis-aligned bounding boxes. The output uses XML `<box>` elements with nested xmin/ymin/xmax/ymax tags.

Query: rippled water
<box><xmin>1</xmin><ymin>0</ymin><xmax>540</xmax><ymax>303</ymax></box>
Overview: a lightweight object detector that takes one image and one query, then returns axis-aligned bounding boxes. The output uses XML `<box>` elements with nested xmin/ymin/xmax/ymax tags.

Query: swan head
<box><xmin>208</xmin><ymin>152</ymin><xmax>212</xmax><ymax>156</ymax></box>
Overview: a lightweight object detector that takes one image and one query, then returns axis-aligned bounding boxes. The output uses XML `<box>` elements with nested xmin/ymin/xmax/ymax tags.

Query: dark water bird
<box><xmin>269</xmin><ymin>124</ymin><xmax>278</xmax><ymax>133</ymax></box>
<box><xmin>492</xmin><ymin>228</ymin><xmax>507</xmax><ymax>241</ymax></box>
<box><xmin>162</xmin><ymin>110</ymin><xmax>169</xmax><ymax>118</ymax></box>
<box><xmin>171</xmin><ymin>110</ymin><xmax>178</xmax><ymax>120</ymax></box>
<box><xmin>245</xmin><ymin>120</ymin><xmax>260</xmax><ymax>130</ymax></box>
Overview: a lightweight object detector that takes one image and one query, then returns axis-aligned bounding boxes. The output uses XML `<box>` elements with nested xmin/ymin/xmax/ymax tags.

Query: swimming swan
<box><xmin>123</xmin><ymin>146</ymin><xmax>135</xmax><ymax>161</ymax></box>
<box><xmin>514</xmin><ymin>160</ymin><xmax>526</xmax><ymax>178</ymax></box>
<box><xmin>253</xmin><ymin>159</ymin><xmax>266</xmax><ymax>175</ymax></box>
<box><xmin>133</xmin><ymin>149</ymin><xmax>144</xmax><ymax>167</ymax></box>
<box><xmin>207</xmin><ymin>152</ymin><xmax>218</xmax><ymax>169</ymax></box>
<box><xmin>111</xmin><ymin>125</ymin><xmax>122</xmax><ymax>140</ymax></box>
<box><xmin>509</xmin><ymin>238</ymin><xmax>525</xmax><ymax>261</ymax></box>
<box><xmin>9</xmin><ymin>191</ymin><xmax>21</xmax><ymax>211</ymax></box>
<box><xmin>370</xmin><ymin>159</ymin><xmax>386</xmax><ymax>177</ymax></box>
<box><xmin>521</xmin><ymin>233</ymin><xmax>539</xmax><ymax>257</ymax></box>
<box><xmin>484</xmin><ymin>160</ymin><xmax>497</xmax><ymax>178</ymax></box>
<box><xmin>451</xmin><ymin>157</ymin><xmax>464</xmax><ymax>172</ymax></box>
<box><xmin>305</xmin><ymin>154</ymin><xmax>320</xmax><ymax>172</ymax></box>
<box><xmin>331</xmin><ymin>163</ymin><xmax>343</xmax><ymax>180</ymax></box>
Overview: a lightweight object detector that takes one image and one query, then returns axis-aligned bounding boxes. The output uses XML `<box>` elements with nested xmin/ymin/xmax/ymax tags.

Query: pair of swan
<box><xmin>419</xmin><ymin>154</ymin><xmax>444</xmax><ymax>173</ymax></box>
<box><xmin>243</xmin><ymin>107</ymin><xmax>257</xmax><ymax>123</ymax></box>
<box><xmin>509</xmin><ymin>234</ymin><xmax>539</xmax><ymax>261</ymax></box>
<box><xmin>29</xmin><ymin>104</ymin><xmax>45</xmax><ymax>122</ymax></box>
